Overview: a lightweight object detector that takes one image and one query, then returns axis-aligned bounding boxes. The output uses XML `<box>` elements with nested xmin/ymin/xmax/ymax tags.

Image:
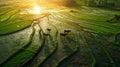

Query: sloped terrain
<box><xmin>0</xmin><ymin>0</ymin><xmax>120</xmax><ymax>67</ymax></box>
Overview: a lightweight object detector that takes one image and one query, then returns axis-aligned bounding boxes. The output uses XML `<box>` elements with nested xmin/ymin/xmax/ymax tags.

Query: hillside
<box><xmin>0</xmin><ymin>0</ymin><xmax>120</xmax><ymax>67</ymax></box>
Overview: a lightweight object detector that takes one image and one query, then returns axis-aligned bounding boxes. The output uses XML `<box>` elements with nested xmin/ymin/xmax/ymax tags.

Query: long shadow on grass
<box><xmin>38</xmin><ymin>34</ymin><xmax>58</xmax><ymax>67</ymax></box>
<box><xmin>0</xmin><ymin>25</ymin><xmax>35</xmax><ymax>66</ymax></box>
<box><xmin>22</xmin><ymin>28</ymin><xmax>45</xmax><ymax>67</ymax></box>
<box><xmin>56</xmin><ymin>33</ymin><xmax>79</xmax><ymax>67</ymax></box>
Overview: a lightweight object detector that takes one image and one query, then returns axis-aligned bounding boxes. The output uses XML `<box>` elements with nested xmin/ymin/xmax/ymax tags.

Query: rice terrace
<box><xmin>0</xmin><ymin>0</ymin><xmax>120</xmax><ymax>67</ymax></box>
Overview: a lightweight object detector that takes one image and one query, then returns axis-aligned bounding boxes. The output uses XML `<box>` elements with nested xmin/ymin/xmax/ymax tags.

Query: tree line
<box><xmin>75</xmin><ymin>0</ymin><xmax>120</xmax><ymax>8</ymax></box>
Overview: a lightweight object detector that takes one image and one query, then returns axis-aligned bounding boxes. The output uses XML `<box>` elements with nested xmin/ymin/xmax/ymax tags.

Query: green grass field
<box><xmin>0</xmin><ymin>0</ymin><xmax>120</xmax><ymax>67</ymax></box>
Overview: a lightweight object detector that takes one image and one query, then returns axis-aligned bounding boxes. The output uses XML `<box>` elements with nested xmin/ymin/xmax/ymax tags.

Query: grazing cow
<box><xmin>60</xmin><ymin>33</ymin><xmax>67</xmax><ymax>36</ymax></box>
<box><xmin>64</xmin><ymin>29</ymin><xmax>71</xmax><ymax>33</ymax></box>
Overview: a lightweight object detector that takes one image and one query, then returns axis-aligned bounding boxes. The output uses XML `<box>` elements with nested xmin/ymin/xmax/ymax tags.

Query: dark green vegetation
<box><xmin>0</xmin><ymin>0</ymin><xmax>120</xmax><ymax>67</ymax></box>
<box><xmin>37</xmin><ymin>0</ymin><xmax>120</xmax><ymax>10</ymax></box>
<box><xmin>75</xmin><ymin>0</ymin><xmax>120</xmax><ymax>8</ymax></box>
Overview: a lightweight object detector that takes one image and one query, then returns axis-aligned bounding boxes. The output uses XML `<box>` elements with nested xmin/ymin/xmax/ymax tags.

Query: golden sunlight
<box><xmin>19</xmin><ymin>4</ymin><xmax>42</xmax><ymax>15</ymax></box>
<box><xmin>29</xmin><ymin>5</ymin><xmax>41</xmax><ymax>14</ymax></box>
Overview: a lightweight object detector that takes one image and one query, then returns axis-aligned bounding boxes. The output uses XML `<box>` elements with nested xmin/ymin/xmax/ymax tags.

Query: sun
<box><xmin>27</xmin><ymin>5</ymin><xmax>41</xmax><ymax>14</ymax></box>
<box><xmin>33</xmin><ymin>5</ymin><xmax>41</xmax><ymax>14</ymax></box>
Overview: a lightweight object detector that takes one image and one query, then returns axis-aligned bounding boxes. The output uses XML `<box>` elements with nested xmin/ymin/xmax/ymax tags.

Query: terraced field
<box><xmin>0</xmin><ymin>1</ymin><xmax>120</xmax><ymax>67</ymax></box>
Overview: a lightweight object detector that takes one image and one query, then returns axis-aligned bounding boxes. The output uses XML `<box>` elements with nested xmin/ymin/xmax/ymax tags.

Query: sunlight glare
<box><xmin>34</xmin><ymin>6</ymin><xmax>41</xmax><ymax>14</ymax></box>
<box><xmin>28</xmin><ymin>5</ymin><xmax>41</xmax><ymax>14</ymax></box>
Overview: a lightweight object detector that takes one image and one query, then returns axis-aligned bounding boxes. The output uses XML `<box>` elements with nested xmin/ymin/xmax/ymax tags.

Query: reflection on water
<box><xmin>19</xmin><ymin>6</ymin><xmax>67</xmax><ymax>15</ymax></box>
